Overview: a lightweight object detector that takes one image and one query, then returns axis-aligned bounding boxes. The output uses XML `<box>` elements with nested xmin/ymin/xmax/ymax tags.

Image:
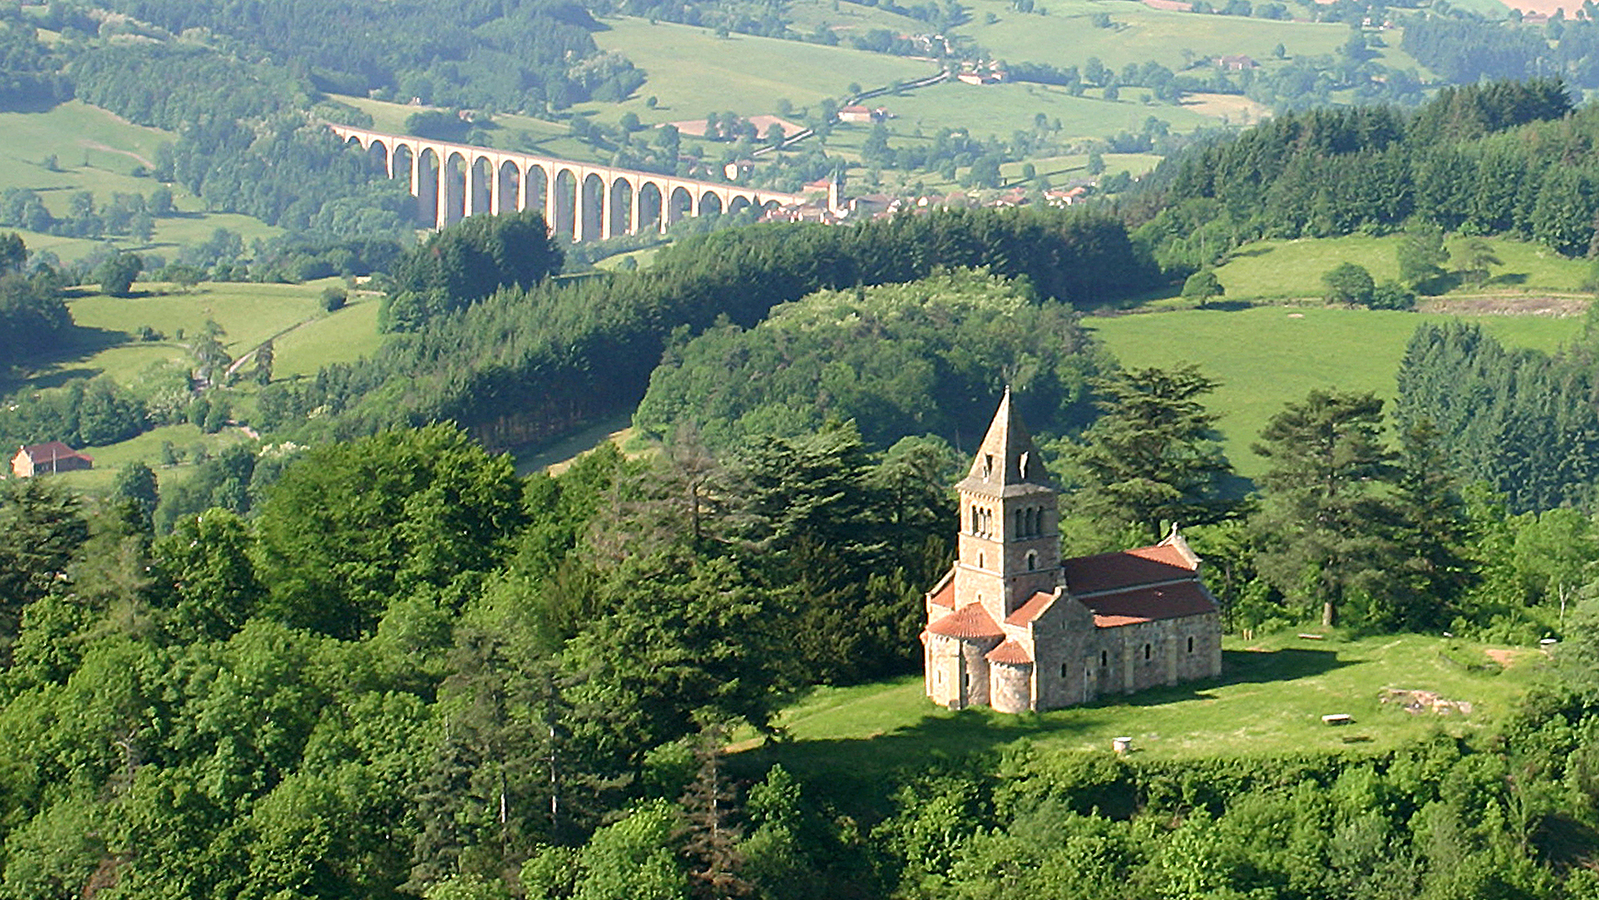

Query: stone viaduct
<box><xmin>329</xmin><ymin>124</ymin><xmax>809</xmax><ymax>241</ymax></box>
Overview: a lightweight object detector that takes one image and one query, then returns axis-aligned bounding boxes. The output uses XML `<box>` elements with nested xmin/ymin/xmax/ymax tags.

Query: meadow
<box><xmin>0</xmin><ymin>102</ymin><xmax>280</xmax><ymax>262</ymax></box>
<box><xmin>950</xmin><ymin>0</ymin><xmax>1429</xmax><ymax>75</ymax></box>
<box><xmin>586</xmin><ymin>17</ymin><xmax>935</xmax><ymax>128</ymax></box>
<box><xmin>7</xmin><ymin>278</ymin><xmax>383</xmax><ymax>495</ymax></box>
<box><xmin>1089</xmin><ymin>304</ymin><xmax>1585</xmax><ymax>478</ymax></box>
<box><xmin>1210</xmin><ymin>233</ymin><xmax>1591</xmax><ymax>300</ymax></box>
<box><xmin>50</xmin><ymin>279</ymin><xmax>356</xmax><ymax>386</ymax></box>
<box><xmin>858</xmin><ymin>80</ymin><xmax>1216</xmax><ymax>142</ymax></box>
<box><xmin>740</xmin><ymin>632</ymin><xmax>1540</xmax><ymax>788</ymax></box>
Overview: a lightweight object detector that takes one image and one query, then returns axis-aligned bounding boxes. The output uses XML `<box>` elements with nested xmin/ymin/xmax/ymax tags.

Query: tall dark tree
<box><xmin>1070</xmin><ymin>364</ymin><xmax>1237</xmax><ymax>543</ymax></box>
<box><xmin>1252</xmin><ymin>390</ymin><xmax>1397</xmax><ymax>627</ymax></box>
<box><xmin>0</xmin><ymin>478</ymin><xmax>89</xmax><ymax>662</ymax></box>
<box><xmin>110</xmin><ymin>460</ymin><xmax>159</xmax><ymax>535</ymax></box>
<box><xmin>1386</xmin><ymin>419</ymin><xmax>1478</xmax><ymax>630</ymax></box>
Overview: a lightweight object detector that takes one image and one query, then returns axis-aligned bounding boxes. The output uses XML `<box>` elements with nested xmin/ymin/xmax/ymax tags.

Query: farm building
<box><xmin>11</xmin><ymin>442</ymin><xmax>94</xmax><ymax>478</ymax></box>
<box><xmin>921</xmin><ymin>390</ymin><xmax>1222</xmax><ymax>712</ymax></box>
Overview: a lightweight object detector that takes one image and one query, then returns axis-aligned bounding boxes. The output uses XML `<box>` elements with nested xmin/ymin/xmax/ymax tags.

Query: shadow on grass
<box><xmin>1227</xmin><ymin>245</ymin><xmax>1275</xmax><ymax>259</ymax></box>
<box><xmin>1485</xmin><ymin>272</ymin><xmax>1529</xmax><ymax>287</ymax></box>
<box><xmin>6</xmin><ymin>325</ymin><xmax>130</xmax><ymax>390</ymax></box>
<box><xmin>735</xmin><ymin>647</ymin><xmax>1350</xmax><ymax>811</ymax></box>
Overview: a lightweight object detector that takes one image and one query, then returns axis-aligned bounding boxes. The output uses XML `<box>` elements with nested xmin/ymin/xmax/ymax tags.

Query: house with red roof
<box><xmin>11</xmin><ymin>441</ymin><xmax>94</xmax><ymax>478</ymax></box>
<box><xmin>921</xmin><ymin>390</ymin><xmax>1221</xmax><ymax>712</ymax></box>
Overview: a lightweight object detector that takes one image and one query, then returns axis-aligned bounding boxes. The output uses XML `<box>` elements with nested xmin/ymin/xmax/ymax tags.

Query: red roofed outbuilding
<box><xmin>11</xmin><ymin>442</ymin><xmax>93</xmax><ymax>478</ymax></box>
<box><xmin>921</xmin><ymin>390</ymin><xmax>1222</xmax><ymax>712</ymax></box>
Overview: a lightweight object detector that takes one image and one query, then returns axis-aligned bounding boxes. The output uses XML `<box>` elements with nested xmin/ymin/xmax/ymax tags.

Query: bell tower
<box><xmin>953</xmin><ymin>388</ymin><xmax>1062</xmax><ymax>625</ymax></box>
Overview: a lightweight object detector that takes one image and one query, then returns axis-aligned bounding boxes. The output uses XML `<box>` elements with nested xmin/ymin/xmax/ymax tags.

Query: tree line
<box><xmin>261</xmin><ymin>206</ymin><xmax>1161</xmax><ymax>448</ymax></box>
<box><xmin>1128</xmin><ymin>79</ymin><xmax>1584</xmax><ymax>271</ymax></box>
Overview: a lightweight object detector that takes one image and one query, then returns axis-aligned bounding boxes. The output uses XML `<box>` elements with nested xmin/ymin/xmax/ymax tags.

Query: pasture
<box><xmin>54</xmin><ymin>279</ymin><xmax>349</xmax><ymax>386</ymax></box>
<box><xmin>1088</xmin><ymin>302</ymin><xmax>1585</xmax><ymax>478</ymax></box>
<box><xmin>1210</xmin><ymin>233</ymin><xmax>1591</xmax><ymax>300</ymax></box>
<box><xmin>48</xmin><ymin>422</ymin><xmax>254</xmax><ymax>495</ymax></box>
<box><xmin>740</xmin><ymin>632</ymin><xmax>1541</xmax><ymax>787</ymax></box>
<box><xmin>0</xmin><ymin>101</ymin><xmax>280</xmax><ymax>262</ymax></box>
<box><xmin>866</xmin><ymin>80</ymin><xmax>1215</xmax><ymax>141</ymax></box>
<box><xmin>949</xmin><ymin>0</ymin><xmax>1425</xmax><ymax>75</ymax></box>
<box><xmin>587</xmin><ymin>17</ymin><xmax>935</xmax><ymax>127</ymax></box>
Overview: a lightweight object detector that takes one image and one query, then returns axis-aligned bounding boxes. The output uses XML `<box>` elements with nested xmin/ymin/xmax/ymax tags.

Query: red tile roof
<box><xmin>1083</xmin><ymin>581</ymin><xmax>1216</xmax><ymax>627</ymax></box>
<box><xmin>1064</xmin><ymin>541</ymin><xmax>1196</xmax><ymax>596</ymax></box>
<box><xmin>1004</xmin><ymin>590</ymin><xmax>1057</xmax><ymax>626</ymax></box>
<box><xmin>18</xmin><ymin>441</ymin><xmax>92</xmax><ymax>464</ymax></box>
<box><xmin>925</xmin><ymin>603</ymin><xmax>1004</xmax><ymax>640</ymax></box>
<box><xmin>986</xmin><ymin>639</ymin><xmax>1034</xmax><ymax>665</ymax></box>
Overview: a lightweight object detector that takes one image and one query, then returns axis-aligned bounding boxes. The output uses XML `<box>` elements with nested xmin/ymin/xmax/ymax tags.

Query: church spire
<box><xmin>959</xmin><ymin>387</ymin><xmax>1053</xmax><ymax>492</ymax></box>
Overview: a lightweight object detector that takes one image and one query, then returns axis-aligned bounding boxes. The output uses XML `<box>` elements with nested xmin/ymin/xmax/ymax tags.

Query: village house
<box><xmin>837</xmin><ymin>105</ymin><xmax>890</xmax><ymax>124</ymax></box>
<box><xmin>11</xmin><ymin>441</ymin><xmax>93</xmax><ymax>478</ymax></box>
<box><xmin>922</xmin><ymin>390</ymin><xmax>1223</xmax><ymax>712</ymax></box>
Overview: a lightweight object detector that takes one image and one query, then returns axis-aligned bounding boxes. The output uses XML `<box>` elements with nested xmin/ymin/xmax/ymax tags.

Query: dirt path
<box><xmin>79</xmin><ymin>140</ymin><xmax>156</xmax><ymax>170</ymax></box>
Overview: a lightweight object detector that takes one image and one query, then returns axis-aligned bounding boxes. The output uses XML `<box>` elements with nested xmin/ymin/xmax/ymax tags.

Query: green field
<box><xmin>1211</xmin><ymin>233</ymin><xmax>1592</xmax><ymax>300</ymax></box>
<box><xmin>784</xmin><ymin>0</ymin><xmax>931</xmax><ymax>38</ymax></box>
<box><xmin>864</xmin><ymin>80</ymin><xmax>1215</xmax><ymax>142</ymax></box>
<box><xmin>1089</xmin><ymin>303</ymin><xmax>1586</xmax><ymax>478</ymax></box>
<box><xmin>950</xmin><ymin>0</ymin><xmax>1428</xmax><ymax>76</ymax></box>
<box><xmin>48</xmin><ymin>422</ymin><xmax>254</xmax><ymax>495</ymax></box>
<box><xmin>587</xmin><ymin>17</ymin><xmax>936</xmax><ymax>126</ymax></box>
<box><xmin>739</xmin><ymin>632</ymin><xmax>1540</xmax><ymax>786</ymax></box>
<box><xmin>47</xmin><ymin>280</ymin><xmax>351</xmax><ymax>387</ymax></box>
<box><xmin>0</xmin><ymin>101</ymin><xmax>281</xmax><ymax>262</ymax></box>
<box><xmin>1000</xmin><ymin>152</ymin><xmax>1164</xmax><ymax>185</ymax></box>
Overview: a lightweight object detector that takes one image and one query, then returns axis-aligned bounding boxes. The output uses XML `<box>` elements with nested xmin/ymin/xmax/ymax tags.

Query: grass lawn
<box><xmin>784</xmin><ymin>0</ymin><xmax>930</xmax><ymax>37</ymax></box>
<box><xmin>46</xmin><ymin>280</ymin><xmax>338</xmax><ymax>387</ymax></box>
<box><xmin>1000</xmin><ymin>152</ymin><xmax>1162</xmax><ymax>185</ymax></box>
<box><xmin>271</xmin><ymin>293</ymin><xmax>386</xmax><ymax>378</ymax></box>
<box><xmin>738</xmin><ymin>632</ymin><xmax>1542</xmax><ymax>788</ymax></box>
<box><xmin>1088</xmin><ymin>302</ymin><xmax>1586</xmax><ymax>478</ymax></box>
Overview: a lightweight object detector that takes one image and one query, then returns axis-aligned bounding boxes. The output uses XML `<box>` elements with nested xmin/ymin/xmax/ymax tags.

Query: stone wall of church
<box><xmin>1167</xmin><ymin>612</ymin><xmax>1224</xmax><ymax>682</ymax></box>
<box><xmin>990</xmin><ymin>663</ymin><xmax>1032</xmax><ymax>713</ymax></box>
<box><xmin>959</xmin><ymin>637</ymin><xmax>997</xmax><ymax>706</ymax></box>
<box><xmin>1026</xmin><ymin>598</ymin><xmax>1098</xmax><ymax>711</ymax></box>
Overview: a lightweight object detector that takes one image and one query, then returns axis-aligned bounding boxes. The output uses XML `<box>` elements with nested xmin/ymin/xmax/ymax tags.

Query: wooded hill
<box><xmin>1129</xmin><ymin>79</ymin><xmax>1594</xmax><ymax>269</ymax></box>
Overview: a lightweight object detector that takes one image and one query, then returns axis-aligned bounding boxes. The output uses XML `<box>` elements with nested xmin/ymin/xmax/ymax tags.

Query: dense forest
<box><xmin>7</xmin><ymin>388</ymin><xmax>1599</xmax><ymax>896</ymax></box>
<box><xmin>1128</xmin><ymin>79</ymin><xmax>1592</xmax><ymax>268</ymax></box>
<box><xmin>260</xmin><ymin>206</ymin><xmax>1159</xmax><ymax>448</ymax></box>
<box><xmin>11</xmin><ymin>1</ymin><xmax>1599</xmax><ymax>892</ymax></box>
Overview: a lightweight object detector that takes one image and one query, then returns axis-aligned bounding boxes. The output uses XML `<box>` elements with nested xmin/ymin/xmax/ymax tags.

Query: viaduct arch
<box><xmin>330</xmin><ymin>124</ymin><xmax>807</xmax><ymax>241</ymax></box>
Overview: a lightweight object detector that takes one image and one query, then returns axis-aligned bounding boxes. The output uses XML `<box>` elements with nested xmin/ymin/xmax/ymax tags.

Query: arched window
<box><xmin>1143</xmin><ymin>643</ymin><xmax>1152</xmax><ymax>661</ymax></box>
<box><xmin>1060</xmin><ymin>662</ymin><xmax>1068</xmax><ymax>678</ymax></box>
<box><xmin>977</xmin><ymin>553</ymin><xmax>985</xmax><ymax>570</ymax></box>
<box><xmin>1100</xmin><ymin>650</ymin><xmax>1108</xmax><ymax>667</ymax></box>
<box><xmin>1027</xmin><ymin>551</ymin><xmax>1037</xmax><ymax>571</ymax></box>
<box><xmin>1187</xmin><ymin>636</ymin><xmax>1195</xmax><ymax>653</ymax></box>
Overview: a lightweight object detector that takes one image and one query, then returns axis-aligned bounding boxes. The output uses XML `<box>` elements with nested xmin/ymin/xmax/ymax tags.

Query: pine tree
<box><xmin>1252</xmin><ymin>390</ymin><xmax>1398</xmax><ymax>628</ymax></box>
<box><xmin>1071</xmin><ymin>364</ymin><xmax>1238</xmax><ymax>543</ymax></box>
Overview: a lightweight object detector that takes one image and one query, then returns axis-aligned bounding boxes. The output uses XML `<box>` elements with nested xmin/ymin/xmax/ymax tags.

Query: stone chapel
<box><xmin>921</xmin><ymin>389</ymin><xmax>1223</xmax><ymax>713</ymax></box>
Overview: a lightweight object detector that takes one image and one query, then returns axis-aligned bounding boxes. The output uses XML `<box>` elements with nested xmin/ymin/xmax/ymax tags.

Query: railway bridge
<box><xmin>330</xmin><ymin>124</ymin><xmax>809</xmax><ymax>241</ymax></box>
